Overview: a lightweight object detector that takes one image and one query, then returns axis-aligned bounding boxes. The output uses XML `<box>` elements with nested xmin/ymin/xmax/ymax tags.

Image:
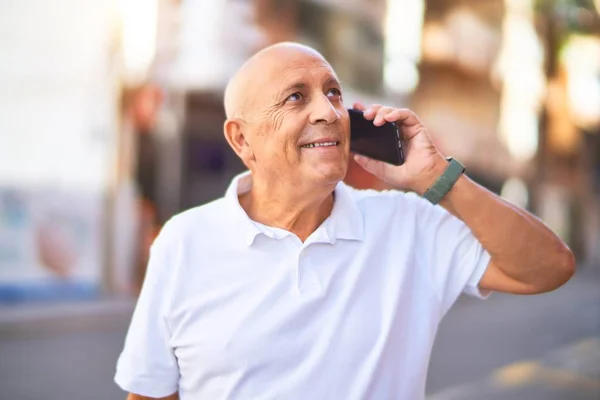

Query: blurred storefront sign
<box><xmin>0</xmin><ymin>189</ymin><xmax>104</xmax><ymax>303</ymax></box>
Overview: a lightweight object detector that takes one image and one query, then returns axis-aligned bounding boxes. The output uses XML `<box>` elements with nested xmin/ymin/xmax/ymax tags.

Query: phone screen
<box><xmin>348</xmin><ymin>109</ymin><xmax>405</xmax><ymax>166</ymax></box>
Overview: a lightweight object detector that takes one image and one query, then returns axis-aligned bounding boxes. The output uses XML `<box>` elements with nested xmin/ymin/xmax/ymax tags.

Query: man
<box><xmin>115</xmin><ymin>43</ymin><xmax>575</xmax><ymax>400</ymax></box>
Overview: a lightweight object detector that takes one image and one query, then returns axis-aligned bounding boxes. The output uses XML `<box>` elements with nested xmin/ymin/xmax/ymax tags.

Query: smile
<box><xmin>300</xmin><ymin>141</ymin><xmax>339</xmax><ymax>149</ymax></box>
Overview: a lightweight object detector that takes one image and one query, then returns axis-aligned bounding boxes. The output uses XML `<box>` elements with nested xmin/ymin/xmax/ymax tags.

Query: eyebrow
<box><xmin>278</xmin><ymin>82</ymin><xmax>307</xmax><ymax>98</ymax></box>
<box><xmin>276</xmin><ymin>76</ymin><xmax>342</xmax><ymax>100</ymax></box>
<box><xmin>324</xmin><ymin>76</ymin><xmax>341</xmax><ymax>88</ymax></box>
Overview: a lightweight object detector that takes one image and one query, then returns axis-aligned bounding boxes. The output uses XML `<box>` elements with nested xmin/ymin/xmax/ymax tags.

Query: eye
<box><xmin>286</xmin><ymin>92</ymin><xmax>303</xmax><ymax>102</ymax></box>
<box><xmin>327</xmin><ymin>88</ymin><xmax>342</xmax><ymax>99</ymax></box>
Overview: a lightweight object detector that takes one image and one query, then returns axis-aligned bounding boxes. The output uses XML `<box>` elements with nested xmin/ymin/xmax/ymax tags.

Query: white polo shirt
<box><xmin>115</xmin><ymin>171</ymin><xmax>490</xmax><ymax>400</ymax></box>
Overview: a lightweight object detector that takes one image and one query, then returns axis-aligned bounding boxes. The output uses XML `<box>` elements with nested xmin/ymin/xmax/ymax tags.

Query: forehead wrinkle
<box><xmin>284</xmin><ymin>62</ymin><xmax>336</xmax><ymax>79</ymax></box>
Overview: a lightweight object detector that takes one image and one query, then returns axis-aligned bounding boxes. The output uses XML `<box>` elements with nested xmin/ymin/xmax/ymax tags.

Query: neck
<box><xmin>239</xmin><ymin>177</ymin><xmax>336</xmax><ymax>242</ymax></box>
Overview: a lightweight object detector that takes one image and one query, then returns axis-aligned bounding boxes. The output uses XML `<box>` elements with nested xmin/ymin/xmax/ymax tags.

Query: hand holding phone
<box><xmin>348</xmin><ymin>108</ymin><xmax>405</xmax><ymax>166</ymax></box>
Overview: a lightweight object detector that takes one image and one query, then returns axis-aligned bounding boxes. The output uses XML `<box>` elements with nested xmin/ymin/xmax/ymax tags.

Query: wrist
<box><xmin>438</xmin><ymin>173</ymin><xmax>468</xmax><ymax>207</ymax></box>
<box><xmin>420</xmin><ymin>157</ymin><xmax>466</xmax><ymax>204</ymax></box>
<box><xmin>413</xmin><ymin>156</ymin><xmax>448</xmax><ymax>196</ymax></box>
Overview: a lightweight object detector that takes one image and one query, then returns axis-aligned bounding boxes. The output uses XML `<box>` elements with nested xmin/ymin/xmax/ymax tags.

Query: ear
<box><xmin>224</xmin><ymin>119</ymin><xmax>255</xmax><ymax>164</ymax></box>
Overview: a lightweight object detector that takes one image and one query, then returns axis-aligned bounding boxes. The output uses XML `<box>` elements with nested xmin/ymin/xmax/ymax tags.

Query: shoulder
<box><xmin>145</xmin><ymin>198</ymin><xmax>231</xmax><ymax>296</ymax></box>
<box><xmin>342</xmin><ymin>184</ymin><xmax>425</xmax><ymax>215</ymax></box>
<box><xmin>168</xmin><ymin>197</ymin><xmax>229</xmax><ymax>230</ymax></box>
<box><xmin>153</xmin><ymin>197</ymin><xmax>230</xmax><ymax>252</ymax></box>
<box><xmin>347</xmin><ymin>186</ymin><xmax>464</xmax><ymax>238</ymax></box>
<box><xmin>341</xmin><ymin>184</ymin><xmax>447</xmax><ymax>234</ymax></box>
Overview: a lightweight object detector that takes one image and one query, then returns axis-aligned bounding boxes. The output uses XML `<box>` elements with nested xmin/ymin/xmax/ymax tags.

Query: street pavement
<box><xmin>426</xmin><ymin>266</ymin><xmax>600</xmax><ymax>399</ymax></box>
<box><xmin>0</xmin><ymin>268</ymin><xmax>598</xmax><ymax>400</ymax></box>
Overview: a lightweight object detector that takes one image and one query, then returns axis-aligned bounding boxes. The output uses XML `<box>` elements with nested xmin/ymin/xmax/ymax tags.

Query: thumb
<box><xmin>354</xmin><ymin>154</ymin><xmax>385</xmax><ymax>176</ymax></box>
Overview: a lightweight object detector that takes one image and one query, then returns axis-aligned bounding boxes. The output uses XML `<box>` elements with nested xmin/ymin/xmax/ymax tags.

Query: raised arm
<box><xmin>434</xmin><ymin>171</ymin><xmax>574</xmax><ymax>294</ymax></box>
<box><xmin>352</xmin><ymin>103</ymin><xmax>575</xmax><ymax>294</ymax></box>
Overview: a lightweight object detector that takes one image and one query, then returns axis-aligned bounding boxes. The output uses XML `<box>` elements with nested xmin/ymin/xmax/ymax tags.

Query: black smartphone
<box><xmin>348</xmin><ymin>108</ymin><xmax>405</xmax><ymax>166</ymax></box>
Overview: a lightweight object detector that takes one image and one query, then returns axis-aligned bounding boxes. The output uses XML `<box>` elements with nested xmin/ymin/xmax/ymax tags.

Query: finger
<box><xmin>382</xmin><ymin>108</ymin><xmax>421</xmax><ymax>127</ymax></box>
<box><xmin>373</xmin><ymin>106</ymin><xmax>395</xmax><ymax>126</ymax></box>
<box><xmin>352</xmin><ymin>102</ymin><xmax>365</xmax><ymax>111</ymax></box>
<box><xmin>353</xmin><ymin>154</ymin><xmax>376</xmax><ymax>171</ymax></box>
<box><xmin>362</xmin><ymin>104</ymin><xmax>383</xmax><ymax>120</ymax></box>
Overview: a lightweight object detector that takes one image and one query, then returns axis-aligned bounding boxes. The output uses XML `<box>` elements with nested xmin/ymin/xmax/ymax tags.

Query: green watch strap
<box><xmin>422</xmin><ymin>158</ymin><xmax>465</xmax><ymax>205</ymax></box>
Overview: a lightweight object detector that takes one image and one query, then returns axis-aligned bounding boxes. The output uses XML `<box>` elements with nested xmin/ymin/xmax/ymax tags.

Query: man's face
<box><xmin>243</xmin><ymin>53</ymin><xmax>350</xmax><ymax>187</ymax></box>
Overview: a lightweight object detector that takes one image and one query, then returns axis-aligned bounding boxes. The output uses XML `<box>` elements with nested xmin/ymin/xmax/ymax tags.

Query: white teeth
<box><xmin>301</xmin><ymin>141</ymin><xmax>338</xmax><ymax>148</ymax></box>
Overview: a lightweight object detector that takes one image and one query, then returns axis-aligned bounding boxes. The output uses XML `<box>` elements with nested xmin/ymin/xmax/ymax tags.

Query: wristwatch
<box><xmin>422</xmin><ymin>158</ymin><xmax>465</xmax><ymax>205</ymax></box>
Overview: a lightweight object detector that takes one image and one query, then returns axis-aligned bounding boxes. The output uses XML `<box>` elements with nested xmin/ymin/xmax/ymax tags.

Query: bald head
<box><xmin>222</xmin><ymin>41</ymin><xmax>349</xmax><ymax>188</ymax></box>
<box><xmin>224</xmin><ymin>42</ymin><xmax>329</xmax><ymax>120</ymax></box>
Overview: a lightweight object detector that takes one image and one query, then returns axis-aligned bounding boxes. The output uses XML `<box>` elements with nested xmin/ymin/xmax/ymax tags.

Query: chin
<box><xmin>311</xmin><ymin>164</ymin><xmax>348</xmax><ymax>185</ymax></box>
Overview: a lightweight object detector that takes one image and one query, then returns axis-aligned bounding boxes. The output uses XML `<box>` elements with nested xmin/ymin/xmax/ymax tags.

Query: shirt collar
<box><xmin>327</xmin><ymin>180</ymin><xmax>365</xmax><ymax>243</ymax></box>
<box><xmin>225</xmin><ymin>171</ymin><xmax>261</xmax><ymax>246</ymax></box>
<box><xmin>225</xmin><ymin>171</ymin><xmax>364</xmax><ymax>246</ymax></box>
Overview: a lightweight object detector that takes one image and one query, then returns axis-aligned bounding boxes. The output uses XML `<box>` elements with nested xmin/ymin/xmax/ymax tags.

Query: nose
<box><xmin>309</xmin><ymin>93</ymin><xmax>340</xmax><ymax>125</ymax></box>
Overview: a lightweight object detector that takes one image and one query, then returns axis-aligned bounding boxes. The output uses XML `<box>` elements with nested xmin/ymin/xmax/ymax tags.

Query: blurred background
<box><xmin>0</xmin><ymin>0</ymin><xmax>599</xmax><ymax>399</ymax></box>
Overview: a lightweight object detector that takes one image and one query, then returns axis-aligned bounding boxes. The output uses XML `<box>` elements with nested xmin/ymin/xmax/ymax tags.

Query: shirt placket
<box><xmin>296</xmin><ymin>246</ymin><xmax>323</xmax><ymax>296</ymax></box>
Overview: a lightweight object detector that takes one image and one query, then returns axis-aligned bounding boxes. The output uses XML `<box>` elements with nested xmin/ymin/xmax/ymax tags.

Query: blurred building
<box><xmin>143</xmin><ymin>0</ymin><xmax>600</xmax><ymax>266</ymax></box>
<box><xmin>412</xmin><ymin>0</ymin><xmax>600</xmax><ymax>266</ymax></box>
<box><xmin>0</xmin><ymin>0</ymin><xmax>121</xmax><ymax>302</ymax></box>
<box><xmin>536</xmin><ymin>2</ymin><xmax>600</xmax><ymax>267</ymax></box>
<box><xmin>413</xmin><ymin>0</ymin><xmax>510</xmax><ymax>194</ymax></box>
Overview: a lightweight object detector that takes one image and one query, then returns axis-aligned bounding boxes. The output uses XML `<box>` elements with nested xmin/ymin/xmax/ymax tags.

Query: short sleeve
<box><xmin>114</xmin><ymin>231</ymin><xmax>179</xmax><ymax>397</ymax></box>
<box><xmin>415</xmin><ymin>196</ymin><xmax>491</xmax><ymax>316</ymax></box>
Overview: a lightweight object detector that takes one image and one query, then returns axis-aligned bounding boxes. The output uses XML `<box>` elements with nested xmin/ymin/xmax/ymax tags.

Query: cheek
<box><xmin>262</xmin><ymin>110</ymin><xmax>302</xmax><ymax>159</ymax></box>
<box><xmin>339</xmin><ymin>114</ymin><xmax>350</xmax><ymax>137</ymax></box>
